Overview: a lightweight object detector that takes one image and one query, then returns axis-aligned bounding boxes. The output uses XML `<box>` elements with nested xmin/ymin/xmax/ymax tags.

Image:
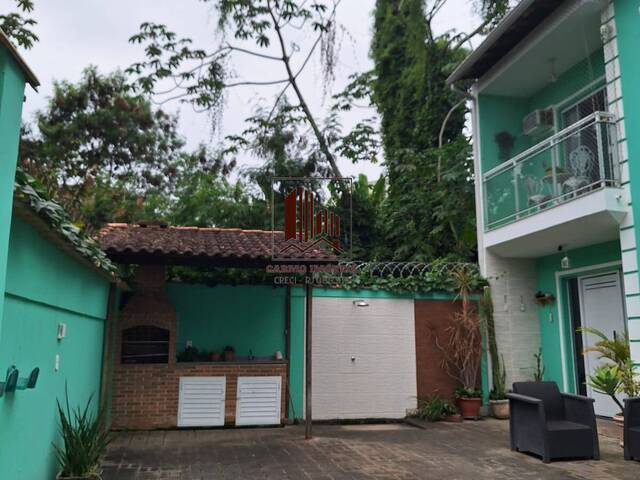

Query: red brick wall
<box><xmin>111</xmin><ymin>265</ymin><xmax>288</xmax><ymax>429</ymax></box>
<box><xmin>414</xmin><ymin>300</ymin><xmax>463</xmax><ymax>401</ymax></box>
<box><xmin>111</xmin><ymin>362</ymin><xmax>288</xmax><ymax>429</ymax></box>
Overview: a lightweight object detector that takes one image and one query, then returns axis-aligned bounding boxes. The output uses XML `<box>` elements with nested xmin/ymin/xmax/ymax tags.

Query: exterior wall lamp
<box><xmin>353</xmin><ymin>300</ymin><xmax>369</xmax><ymax>307</ymax></box>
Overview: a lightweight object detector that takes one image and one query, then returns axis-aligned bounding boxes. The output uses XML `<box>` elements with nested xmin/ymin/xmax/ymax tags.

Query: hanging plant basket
<box><xmin>534</xmin><ymin>292</ymin><xmax>555</xmax><ymax>306</ymax></box>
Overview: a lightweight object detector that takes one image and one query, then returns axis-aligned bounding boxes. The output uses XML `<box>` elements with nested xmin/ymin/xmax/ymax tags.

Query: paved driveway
<box><xmin>103</xmin><ymin>419</ymin><xmax>638</xmax><ymax>479</ymax></box>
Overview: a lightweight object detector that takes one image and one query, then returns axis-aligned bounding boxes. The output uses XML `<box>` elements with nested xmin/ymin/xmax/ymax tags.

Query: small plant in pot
<box><xmin>489</xmin><ymin>355</ymin><xmax>509</xmax><ymax>419</ymax></box>
<box><xmin>54</xmin><ymin>390</ymin><xmax>111</xmax><ymax>480</ymax></box>
<box><xmin>223</xmin><ymin>345</ymin><xmax>235</xmax><ymax>362</ymax></box>
<box><xmin>455</xmin><ymin>387</ymin><xmax>483</xmax><ymax>419</ymax></box>
<box><xmin>442</xmin><ymin>400</ymin><xmax>462</xmax><ymax>422</ymax></box>
<box><xmin>579</xmin><ymin>327</ymin><xmax>640</xmax><ymax>447</ymax></box>
<box><xmin>435</xmin><ymin>266</ymin><xmax>484</xmax><ymax>420</ymax></box>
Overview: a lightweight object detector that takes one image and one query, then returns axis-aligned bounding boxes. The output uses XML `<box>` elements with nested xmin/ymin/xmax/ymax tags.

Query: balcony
<box><xmin>482</xmin><ymin>112</ymin><xmax>628</xmax><ymax>257</ymax></box>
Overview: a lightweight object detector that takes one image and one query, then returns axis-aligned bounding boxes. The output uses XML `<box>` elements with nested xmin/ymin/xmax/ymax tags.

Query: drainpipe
<box><xmin>452</xmin><ymin>82</ymin><xmax>495</xmax><ymax>402</ymax></box>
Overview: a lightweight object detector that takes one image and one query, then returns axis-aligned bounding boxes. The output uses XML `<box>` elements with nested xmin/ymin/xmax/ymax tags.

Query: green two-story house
<box><xmin>448</xmin><ymin>0</ymin><xmax>640</xmax><ymax>417</ymax></box>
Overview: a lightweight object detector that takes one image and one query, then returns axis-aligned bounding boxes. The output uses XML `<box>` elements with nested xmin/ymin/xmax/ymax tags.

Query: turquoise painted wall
<box><xmin>167</xmin><ymin>284</ymin><xmax>287</xmax><ymax>358</ymax></box>
<box><xmin>287</xmin><ymin>287</ymin><xmax>477</xmax><ymax>417</ymax></box>
<box><xmin>0</xmin><ymin>46</ymin><xmax>28</xmax><ymax>341</ymax></box>
<box><xmin>615</xmin><ymin>1</ymin><xmax>640</xmax><ymax>341</ymax></box>
<box><xmin>535</xmin><ymin>240</ymin><xmax>621</xmax><ymax>393</ymax></box>
<box><xmin>0</xmin><ymin>217</ymin><xmax>110</xmax><ymax>480</ymax></box>
<box><xmin>478</xmin><ymin>49</ymin><xmax>605</xmax><ymax>229</ymax></box>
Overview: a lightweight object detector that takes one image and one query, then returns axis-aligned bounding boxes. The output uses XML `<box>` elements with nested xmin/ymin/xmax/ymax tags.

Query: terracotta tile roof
<box><xmin>98</xmin><ymin>222</ymin><xmax>338</xmax><ymax>267</ymax></box>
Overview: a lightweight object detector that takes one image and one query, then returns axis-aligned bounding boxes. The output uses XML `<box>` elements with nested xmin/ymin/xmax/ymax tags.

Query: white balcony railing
<box><xmin>483</xmin><ymin>112</ymin><xmax>620</xmax><ymax>231</ymax></box>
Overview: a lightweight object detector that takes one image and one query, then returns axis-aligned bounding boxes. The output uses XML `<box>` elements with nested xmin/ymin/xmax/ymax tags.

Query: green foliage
<box><xmin>533</xmin><ymin>348</ymin><xmax>545</xmax><ymax>382</ymax></box>
<box><xmin>128</xmin><ymin>0</ymin><xmax>344</xmax><ymax>177</ymax></box>
<box><xmin>1</xmin><ymin>0</ymin><xmax>38</xmax><ymax>49</ymax></box>
<box><xmin>14</xmin><ymin>167</ymin><xmax>119</xmax><ymax>276</ymax></box>
<box><xmin>455</xmin><ymin>387</ymin><xmax>482</xmax><ymax>399</ymax></box>
<box><xmin>587</xmin><ymin>363</ymin><xmax>624</xmax><ymax>413</ymax></box>
<box><xmin>369</xmin><ymin>0</ymin><xmax>479</xmax><ymax>261</ymax></box>
<box><xmin>490</xmin><ymin>355</ymin><xmax>507</xmax><ymax>400</ymax></box>
<box><xmin>20</xmin><ymin>66</ymin><xmax>193</xmax><ymax>231</ymax></box>
<box><xmin>326</xmin><ymin>261</ymin><xmax>485</xmax><ymax>294</ymax></box>
<box><xmin>53</xmin><ymin>390</ymin><xmax>111</xmax><ymax>478</ymax></box>
<box><xmin>416</xmin><ymin>395</ymin><xmax>457</xmax><ymax>422</ymax></box>
<box><xmin>578</xmin><ymin>326</ymin><xmax>640</xmax><ymax>398</ymax></box>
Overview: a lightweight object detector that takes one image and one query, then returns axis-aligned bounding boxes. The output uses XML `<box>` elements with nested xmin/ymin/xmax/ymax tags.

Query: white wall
<box><xmin>312</xmin><ymin>297</ymin><xmax>417</xmax><ymax>419</ymax></box>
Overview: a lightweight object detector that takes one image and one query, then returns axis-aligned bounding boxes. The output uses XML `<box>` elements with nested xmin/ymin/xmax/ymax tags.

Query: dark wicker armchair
<box><xmin>624</xmin><ymin>397</ymin><xmax>640</xmax><ymax>461</ymax></box>
<box><xmin>507</xmin><ymin>381</ymin><xmax>600</xmax><ymax>463</ymax></box>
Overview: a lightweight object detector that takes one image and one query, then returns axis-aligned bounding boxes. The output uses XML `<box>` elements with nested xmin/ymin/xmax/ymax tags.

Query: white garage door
<box><xmin>236</xmin><ymin>376</ymin><xmax>282</xmax><ymax>426</ymax></box>
<box><xmin>177</xmin><ymin>377</ymin><xmax>226</xmax><ymax>427</ymax></box>
<box><xmin>312</xmin><ymin>297</ymin><xmax>417</xmax><ymax>420</ymax></box>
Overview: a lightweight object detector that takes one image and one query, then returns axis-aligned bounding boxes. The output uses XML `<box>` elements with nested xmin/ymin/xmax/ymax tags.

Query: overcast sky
<box><xmin>19</xmin><ymin>0</ymin><xmax>480</xmax><ymax>180</ymax></box>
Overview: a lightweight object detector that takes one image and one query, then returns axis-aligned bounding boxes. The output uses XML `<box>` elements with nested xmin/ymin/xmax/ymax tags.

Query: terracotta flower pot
<box><xmin>489</xmin><ymin>399</ymin><xmax>510</xmax><ymax>419</ymax></box>
<box><xmin>613</xmin><ymin>413</ymin><xmax>624</xmax><ymax>448</ymax></box>
<box><xmin>458</xmin><ymin>397</ymin><xmax>482</xmax><ymax>419</ymax></box>
<box><xmin>443</xmin><ymin>413</ymin><xmax>463</xmax><ymax>423</ymax></box>
<box><xmin>223</xmin><ymin>350</ymin><xmax>235</xmax><ymax>362</ymax></box>
<box><xmin>211</xmin><ymin>351</ymin><xmax>221</xmax><ymax>362</ymax></box>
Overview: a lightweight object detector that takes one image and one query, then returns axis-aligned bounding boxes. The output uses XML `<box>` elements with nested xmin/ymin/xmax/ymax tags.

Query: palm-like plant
<box><xmin>578</xmin><ymin>326</ymin><xmax>639</xmax><ymax>398</ymax></box>
<box><xmin>587</xmin><ymin>363</ymin><xmax>624</xmax><ymax>412</ymax></box>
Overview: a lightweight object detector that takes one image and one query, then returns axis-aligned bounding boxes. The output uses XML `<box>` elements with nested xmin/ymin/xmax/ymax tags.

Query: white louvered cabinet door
<box><xmin>235</xmin><ymin>376</ymin><xmax>282</xmax><ymax>426</ymax></box>
<box><xmin>178</xmin><ymin>377</ymin><xmax>226</xmax><ymax>427</ymax></box>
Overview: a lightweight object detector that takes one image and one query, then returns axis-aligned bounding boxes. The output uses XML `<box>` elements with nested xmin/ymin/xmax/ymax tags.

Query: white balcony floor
<box><xmin>484</xmin><ymin>187</ymin><xmax>628</xmax><ymax>258</ymax></box>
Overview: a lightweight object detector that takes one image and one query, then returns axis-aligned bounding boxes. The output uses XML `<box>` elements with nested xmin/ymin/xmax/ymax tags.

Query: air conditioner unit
<box><xmin>522</xmin><ymin>109</ymin><xmax>554</xmax><ymax>136</ymax></box>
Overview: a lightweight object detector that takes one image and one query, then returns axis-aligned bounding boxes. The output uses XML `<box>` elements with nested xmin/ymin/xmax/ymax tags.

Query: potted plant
<box><xmin>223</xmin><ymin>345</ymin><xmax>235</xmax><ymax>362</ymax></box>
<box><xmin>176</xmin><ymin>346</ymin><xmax>198</xmax><ymax>363</ymax></box>
<box><xmin>456</xmin><ymin>387</ymin><xmax>483</xmax><ymax>419</ymax></box>
<box><xmin>54</xmin><ymin>392</ymin><xmax>111</xmax><ymax>480</ymax></box>
<box><xmin>480</xmin><ymin>287</ymin><xmax>509</xmax><ymax>419</ymax></box>
<box><xmin>534</xmin><ymin>291</ymin><xmax>555</xmax><ymax>306</ymax></box>
<box><xmin>489</xmin><ymin>355</ymin><xmax>509</xmax><ymax>419</ymax></box>
<box><xmin>579</xmin><ymin>327</ymin><xmax>640</xmax><ymax>446</ymax></box>
<box><xmin>442</xmin><ymin>401</ymin><xmax>462</xmax><ymax>423</ymax></box>
<box><xmin>435</xmin><ymin>267</ymin><xmax>484</xmax><ymax>419</ymax></box>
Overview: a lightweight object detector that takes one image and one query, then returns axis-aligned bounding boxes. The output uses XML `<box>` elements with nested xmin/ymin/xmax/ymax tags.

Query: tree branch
<box><xmin>267</xmin><ymin>0</ymin><xmax>343</xmax><ymax>178</ymax></box>
<box><xmin>453</xmin><ymin>17</ymin><xmax>492</xmax><ymax>51</ymax></box>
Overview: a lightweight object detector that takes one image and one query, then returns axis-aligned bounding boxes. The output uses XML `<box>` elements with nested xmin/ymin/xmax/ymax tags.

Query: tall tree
<box><xmin>367</xmin><ymin>0</ymin><xmax>509</xmax><ymax>261</ymax></box>
<box><xmin>128</xmin><ymin>0</ymin><xmax>346</xmax><ymax>179</ymax></box>
<box><xmin>19</xmin><ymin>67</ymin><xmax>192</xmax><ymax>230</ymax></box>
<box><xmin>1</xmin><ymin>0</ymin><xmax>38</xmax><ymax>49</ymax></box>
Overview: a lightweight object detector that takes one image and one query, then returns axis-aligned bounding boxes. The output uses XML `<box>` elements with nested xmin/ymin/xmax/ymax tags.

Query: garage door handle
<box><xmin>351</xmin><ymin>356</ymin><xmax>356</xmax><ymax>362</ymax></box>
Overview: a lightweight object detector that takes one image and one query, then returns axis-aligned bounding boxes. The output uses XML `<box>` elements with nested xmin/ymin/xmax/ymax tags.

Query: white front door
<box><xmin>579</xmin><ymin>272</ymin><xmax>626</xmax><ymax>417</ymax></box>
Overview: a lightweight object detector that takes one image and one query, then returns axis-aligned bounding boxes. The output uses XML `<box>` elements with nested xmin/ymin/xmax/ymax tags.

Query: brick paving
<box><xmin>102</xmin><ymin>419</ymin><xmax>639</xmax><ymax>480</ymax></box>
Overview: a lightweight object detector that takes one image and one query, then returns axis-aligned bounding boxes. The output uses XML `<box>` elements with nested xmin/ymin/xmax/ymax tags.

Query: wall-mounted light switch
<box><xmin>54</xmin><ymin>354</ymin><xmax>60</xmax><ymax>372</ymax></box>
<box><xmin>57</xmin><ymin>323</ymin><xmax>67</xmax><ymax>340</ymax></box>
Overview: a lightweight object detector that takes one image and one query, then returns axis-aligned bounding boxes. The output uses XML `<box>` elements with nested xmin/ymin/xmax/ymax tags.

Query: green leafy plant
<box><xmin>578</xmin><ymin>326</ymin><xmax>640</xmax><ymax>411</ymax></box>
<box><xmin>417</xmin><ymin>395</ymin><xmax>447</xmax><ymax>422</ymax></box>
<box><xmin>54</xmin><ymin>391</ymin><xmax>111</xmax><ymax>479</ymax></box>
<box><xmin>14</xmin><ymin>168</ymin><xmax>119</xmax><ymax>276</ymax></box>
<box><xmin>533</xmin><ymin>348</ymin><xmax>545</xmax><ymax>382</ymax></box>
<box><xmin>490</xmin><ymin>355</ymin><xmax>507</xmax><ymax>400</ymax></box>
<box><xmin>587</xmin><ymin>363</ymin><xmax>624</xmax><ymax>413</ymax></box>
<box><xmin>455</xmin><ymin>387</ymin><xmax>482</xmax><ymax>399</ymax></box>
<box><xmin>416</xmin><ymin>395</ymin><xmax>457</xmax><ymax>422</ymax></box>
<box><xmin>435</xmin><ymin>267</ymin><xmax>485</xmax><ymax>396</ymax></box>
